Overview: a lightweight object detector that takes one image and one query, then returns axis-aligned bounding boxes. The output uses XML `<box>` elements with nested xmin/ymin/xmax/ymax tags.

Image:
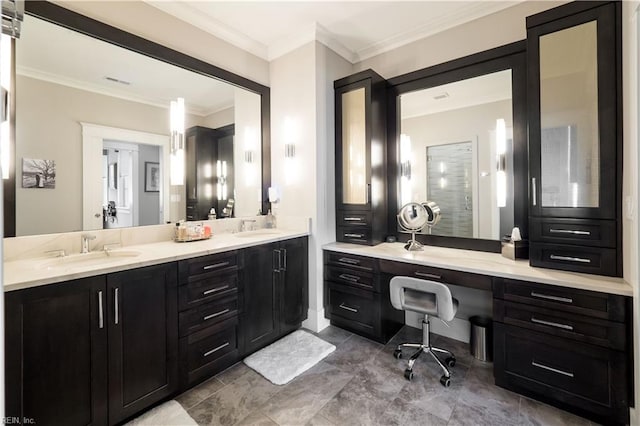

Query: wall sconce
<box><xmin>399</xmin><ymin>134</ymin><xmax>412</xmax><ymax>205</ymax></box>
<box><xmin>496</xmin><ymin>118</ymin><xmax>507</xmax><ymax>208</ymax></box>
<box><xmin>244</xmin><ymin>150</ymin><xmax>254</xmax><ymax>163</ymax></box>
<box><xmin>217</xmin><ymin>160</ymin><xmax>227</xmax><ymax>201</ymax></box>
<box><xmin>169</xmin><ymin>97</ymin><xmax>185</xmax><ymax>185</ymax></box>
<box><xmin>285</xmin><ymin>143</ymin><xmax>296</xmax><ymax>158</ymax></box>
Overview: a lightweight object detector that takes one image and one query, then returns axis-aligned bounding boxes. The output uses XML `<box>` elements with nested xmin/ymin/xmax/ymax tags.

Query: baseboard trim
<box><xmin>302</xmin><ymin>308</ymin><xmax>331</xmax><ymax>333</ymax></box>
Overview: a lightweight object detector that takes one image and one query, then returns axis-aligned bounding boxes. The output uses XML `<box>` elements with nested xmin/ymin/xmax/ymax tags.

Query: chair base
<box><xmin>394</xmin><ymin>317</ymin><xmax>456</xmax><ymax>386</ymax></box>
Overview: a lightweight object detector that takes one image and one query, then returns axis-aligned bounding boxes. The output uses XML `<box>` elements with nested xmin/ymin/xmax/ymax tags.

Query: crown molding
<box><xmin>17</xmin><ymin>66</ymin><xmax>233</xmax><ymax>117</ymax></box>
<box><xmin>354</xmin><ymin>1</ymin><xmax>521</xmax><ymax>62</ymax></box>
<box><xmin>144</xmin><ymin>1</ymin><xmax>269</xmax><ymax>60</ymax></box>
<box><xmin>267</xmin><ymin>22</ymin><xmax>355</xmax><ymax>63</ymax></box>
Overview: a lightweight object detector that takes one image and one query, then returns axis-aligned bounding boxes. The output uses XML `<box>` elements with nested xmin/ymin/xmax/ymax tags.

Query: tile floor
<box><xmin>176</xmin><ymin>326</ymin><xmax>597</xmax><ymax>426</ymax></box>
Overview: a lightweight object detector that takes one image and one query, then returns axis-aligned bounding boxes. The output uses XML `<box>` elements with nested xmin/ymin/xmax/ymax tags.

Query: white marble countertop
<box><xmin>323</xmin><ymin>242</ymin><xmax>633</xmax><ymax>297</ymax></box>
<box><xmin>5</xmin><ymin>229</ymin><xmax>309</xmax><ymax>292</ymax></box>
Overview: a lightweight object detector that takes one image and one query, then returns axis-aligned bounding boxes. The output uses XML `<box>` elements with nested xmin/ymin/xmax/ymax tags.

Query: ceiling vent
<box><xmin>104</xmin><ymin>76</ymin><xmax>131</xmax><ymax>85</ymax></box>
<box><xmin>433</xmin><ymin>92</ymin><xmax>449</xmax><ymax>100</ymax></box>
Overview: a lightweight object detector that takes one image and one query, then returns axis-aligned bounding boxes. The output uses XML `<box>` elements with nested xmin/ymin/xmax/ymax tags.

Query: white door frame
<box><xmin>81</xmin><ymin>122</ymin><xmax>170</xmax><ymax>231</ymax></box>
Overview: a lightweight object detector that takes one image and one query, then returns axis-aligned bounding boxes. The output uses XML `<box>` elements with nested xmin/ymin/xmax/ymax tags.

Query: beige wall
<box><xmin>202</xmin><ymin>107</ymin><xmax>234</xmax><ymax>129</ymax></box>
<box><xmin>233</xmin><ymin>88</ymin><xmax>262</xmax><ymax>217</ymax></box>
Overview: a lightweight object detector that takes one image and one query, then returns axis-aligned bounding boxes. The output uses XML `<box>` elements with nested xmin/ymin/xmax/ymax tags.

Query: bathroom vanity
<box><xmin>4</xmin><ymin>229</ymin><xmax>309</xmax><ymax>426</ymax></box>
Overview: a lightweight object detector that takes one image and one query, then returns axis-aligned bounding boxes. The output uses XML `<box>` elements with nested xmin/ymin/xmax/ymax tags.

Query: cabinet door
<box><xmin>5</xmin><ymin>277</ymin><xmax>108</xmax><ymax>426</ymax></box>
<box><xmin>528</xmin><ymin>3</ymin><xmax>618</xmax><ymax>220</ymax></box>
<box><xmin>241</xmin><ymin>242</ymin><xmax>279</xmax><ymax>354</ymax></box>
<box><xmin>107</xmin><ymin>263</ymin><xmax>178</xmax><ymax>424</ymax></box>
<box><xmin>279</xmin><ymin>237</ymin><xmax>308</xmax><ymax>335</ymax></box>
<box><xmin>336</xmin><ymin>83</ymin><xmax>371</xmax><ymax>210</ymax></box>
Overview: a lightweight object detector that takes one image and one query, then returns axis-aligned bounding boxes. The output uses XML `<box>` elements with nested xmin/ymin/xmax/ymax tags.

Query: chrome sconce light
<box><xmin>216</xmin><ymin>159</ymin><xmax>228</xmax><ymax>201</ymax></box>
<box><xmin>284</xmin><ymin>143</ymin><xmax>295</xmax><ymax>158</ymax></box>
<box><xmin>169</xmin><ymin>97</ymin><xmax>185</xmax><ymax>185</ymax></box>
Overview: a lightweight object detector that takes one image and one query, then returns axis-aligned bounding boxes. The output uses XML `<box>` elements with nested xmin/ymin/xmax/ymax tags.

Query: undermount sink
<box><xmin>36</xmin><ymin>249</ymin><xmax>142</xmax><ymax>270</ymax></box>
<box><xmin>234</xmin><ymin>229</ymin><xmax>282</xmax><ymax>238</ymax></box>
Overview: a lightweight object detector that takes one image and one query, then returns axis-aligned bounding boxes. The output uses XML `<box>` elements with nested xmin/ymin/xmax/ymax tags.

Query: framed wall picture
<box><xmin>145</xmin><ymin>162</ymin><xmax>160</xmax><ymax>192</ymax></box>
<box><xmin>22</xmin><ymin>158</ymin><xmax>56</xmax><ymax>188</ymax></box>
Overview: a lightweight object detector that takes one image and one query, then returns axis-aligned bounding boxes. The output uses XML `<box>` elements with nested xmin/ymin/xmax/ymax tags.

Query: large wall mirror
<box><xmin>7</xmin><ymin>2</ymin><xmax>270</xmax><ymax>237</ymax></box>
<box><xmin>388</xmin><ymin>42</ymin><xmax>527</xmax><ymax>252</ymax></box>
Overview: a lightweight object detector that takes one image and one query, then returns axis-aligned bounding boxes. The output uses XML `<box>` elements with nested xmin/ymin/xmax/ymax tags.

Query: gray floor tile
<box><xmin>323</xmin><ymin>334</ymin><xmax>383</xmax><ymax>372</ymax></box>
<box><xmin>430</xmin><ymin>334</ymin><xmax>476</xmax><ymax>367</ymax></box>
<box><xmin>305</xmin><ymin>413</ymin><xmax>335</xmax><ymax>426</ymax></box>
<box><xmin>214</xmin><ymin>362</ymin><xmax>252</xmax><ymax>385</ymax></box>
<box><xmin>187</xmin><ymin>369</ymin><xmax>282</xmax><ymax>426</ymax></box>
<box><xmin>234</xmin><ymin>411</ymin><xmax>278</xmax><ymax>426</ymax></box>
<box><xmin>377</xmin><ymin>397</ymin><xmax>448</xmax><ymax>426</ymax></box>
<box><xmin>519</xmin><ymin>396</ymin><xmax>591</xmax><ymax>426</ymax></box>
<box><xmin>176</xmin><ymin>376</ymin><xmax>225</xmax><ymax>410</ymax></box>
<box><xmin>318</xmin><ymin>363</ymin><xmax>406</xmax><ymax>426</ymax></box>
<box><xmin>314</xmin><ymin>325</ymin><xmax>353</xmax><ymax>347</ymax></box>
<box><xmin>387</xmin><ymin>325</ymin><xmax>423</xmax><ymax>346</ymax></box>
<box><xmin>260</xmin><ymin>362</ymin><xmax>353</xmax><ymax>425</ymax></box>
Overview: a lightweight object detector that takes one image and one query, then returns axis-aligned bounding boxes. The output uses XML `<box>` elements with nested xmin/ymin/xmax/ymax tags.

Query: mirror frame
<box><xmin>4</xmin><ymin>1</ymin><xmax>271</xmax><ymax>236</ymax></box>
<box><xmin>387</xmin><ymin>41</ymin><xmax>527</xmax><ymax>252</ymax></box>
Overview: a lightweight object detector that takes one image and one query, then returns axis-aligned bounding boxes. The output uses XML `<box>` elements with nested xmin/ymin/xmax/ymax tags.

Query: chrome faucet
<box><xmin>81</xmin><ymin>234</ymin><xmax>96</xmax><ymax>254</ymax></box>
<box><xmin>240</xmin><ymin>219</ymin><xmax>256</xmax><ymax>232</ymax></box>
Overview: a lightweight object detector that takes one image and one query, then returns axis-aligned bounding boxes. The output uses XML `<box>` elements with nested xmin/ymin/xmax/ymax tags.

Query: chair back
<box><xmin>389</xmin><ymin>276</ymin><xmax>456</xmax><ymax>322</ymax></box>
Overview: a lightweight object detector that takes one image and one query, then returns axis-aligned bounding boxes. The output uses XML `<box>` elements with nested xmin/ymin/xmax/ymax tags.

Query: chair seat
<box><xmin>403</xmin><ymin>288</ymin><xmax>459</xmax><ymax>318</ymax></box>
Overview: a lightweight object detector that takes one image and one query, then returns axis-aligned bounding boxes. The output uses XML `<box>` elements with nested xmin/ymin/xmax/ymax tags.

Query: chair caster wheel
<box><xmin>393</xmin><ymin>349</ymin><xmax>402</xmax><ymax>359</ymax></box>
<box><xmin>440</xmin><ymin>375</ymin><xmax>451</xmax><ymax>387</ymax></box>
<box><xmin>404</xmin><ymin>369</ymin><xmax>414</xmax><ymax>381</ymax></box>
<box><xmin>445</xmin><ymin>357</ymin><xmax>456</xmax><ymax>368</ymax></box>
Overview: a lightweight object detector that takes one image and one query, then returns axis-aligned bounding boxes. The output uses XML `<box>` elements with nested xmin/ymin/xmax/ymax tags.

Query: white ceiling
<box><xmin>147</xmin><ymin>1</ymin><xmax>522</xmax><ymax>62</ymax></box>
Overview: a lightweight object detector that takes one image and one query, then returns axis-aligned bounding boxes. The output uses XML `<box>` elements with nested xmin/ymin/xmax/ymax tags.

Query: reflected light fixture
<box><xmin>399</xmin><ymin>134</ymin><xmax>412</xmax><ymax>205</ymax></box>
<box><xmin>496</xmin><ymin>118</ymin><xmax>507</xmax><ymax>208</ymax></box>
<box><xmin>217</xmin><ymin>160</ymin><xmax>227</xmax><ymax>201</ymax></box>
<box><xmin>170</xmin><ymin>97</ymin><xmax>185</xmax><ymax>185</ymax></box>
<box><xmin>1</xmin><ymin>34</ymin><xmax>12</xmax><ymax>179</ymax></box>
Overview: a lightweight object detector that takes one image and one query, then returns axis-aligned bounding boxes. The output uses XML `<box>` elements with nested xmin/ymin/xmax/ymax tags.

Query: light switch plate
<box><xmin>625</xmin><ymin>195</ymin><xmax>635</xmax><ymax>220</ymax></box>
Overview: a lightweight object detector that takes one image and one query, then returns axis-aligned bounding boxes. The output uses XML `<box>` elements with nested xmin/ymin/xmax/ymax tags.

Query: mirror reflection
<box><xmin>399</xmin><ymin>69</ymin><xmax>513</xmax><ymax>240</ymax></box>
<box><xmin>15</xmin><ymin>15</ymin><xmax>262</xmax><ymax>236</ymax></box>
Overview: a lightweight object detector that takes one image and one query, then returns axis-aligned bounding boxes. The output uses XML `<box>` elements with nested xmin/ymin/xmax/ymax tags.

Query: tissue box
<box><xmin>501</xmin><ymin>239</ymin><xmax>529</xmax><ymax>260</ymax></box>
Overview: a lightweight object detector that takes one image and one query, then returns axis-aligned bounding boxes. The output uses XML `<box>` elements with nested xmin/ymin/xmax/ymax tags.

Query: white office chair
<box><xmin>389</xmin><ymin>276</ymin><xmax>458</xmax><ymax>387</ymax></box>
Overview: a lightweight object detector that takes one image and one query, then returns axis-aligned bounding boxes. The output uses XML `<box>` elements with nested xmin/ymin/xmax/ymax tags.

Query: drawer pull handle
<box><xmin>532</xmin><ymin>178</ymin><xmax>537</xmax><ymax>206</ymax></box>
<box><xmin>203</xmin><ymin>285</ymin><xmax>230</xmax><ymax>296</ymax></box>
<box><xmin>338</xmin><ymin>257</ymin><xmax>360</xmax><ymax>265</ymax></box>
<box><xmin>344</xmin><ymin>217</ymin><xmax>363</xmax><ymax>222</ymax></box>
<box><xmin>204</xmin><ymin>342</ymin><xmax>230</xmax><ymax>357</ymax></box>
<box><xmin>203</xmin><ymin>309</ymin><xmax>230</xmax><ymax>321</ymax></box>
<box><xmin>549</xmin><ymin>255</ymin><xmax>591</xmax><ymax>264</ymax></box>
<box><xmin>549</xmin><ymin>229</ymin><xmax>591</xmax><ymax>236</ymax></box>
<box><xmin>530</xmin><ymin>292</ymin><xmax>573</xmax><ymax>304</ymax></box>
<box><xmin>415</xmin><ymin>272</ymin><xmax>442</xmax><ymax>280</ymax></box>
<box><xmin>531</xmin><ymin>361</ymin><xmax>574</xmax><ymax>378</ymax></box>
<box><xmin>203</xmin><ymin>261</ymin><xmax>230</xmax><ymax>271</ymax></box>
<box><xmin>339</xmin><ymin>303</ymin><xmax>359</xmax><ymax>313</ymax></box>
<box><xmin>98</xmin><ymin>291</ymin><xmax>104</xmax><ymax>329</ymax></box>
<box><xmin>339</xmin><ymin>273</ymin><xmax>360</xmax><ymax>283</ymax></box>
<box><xmin>344</xmin><ymin>233</ymin><xmax>364</xmax><ymax>239</ymax></box>
<box><xmin>531</xmin><ymin>316</ymin><xmax>574</xmax><ymax>331</ymax></box>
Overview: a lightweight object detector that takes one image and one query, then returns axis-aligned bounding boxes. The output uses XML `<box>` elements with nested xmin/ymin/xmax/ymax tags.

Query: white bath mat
<box><xmin>125</xmin><ymin>400</ymin><xmax>197</xmax><ymax>426</ymax></box>
<box><xmin>244</xmin><ymin>329</ymin><xmax>336</xmax><ymax>385</ymax></box>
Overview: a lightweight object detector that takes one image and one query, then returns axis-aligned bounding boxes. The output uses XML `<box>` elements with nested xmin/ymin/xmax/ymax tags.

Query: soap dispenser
<box><xmin>266</xmin><ymin>209</ymin><xmax>276</xmax><ymax>229</ymax></box>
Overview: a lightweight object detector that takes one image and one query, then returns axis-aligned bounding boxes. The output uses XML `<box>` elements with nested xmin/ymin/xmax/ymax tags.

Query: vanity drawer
<box><xmin>179</xmin><ymin>251</ymin><xmax>238</xmax><ymax>282</ymax></box>
<box><xmin>179</xmin><ymin>272</ymin><xmax>238</xmax><ymax>310</ymax></box>
<box><xmin>179</xmin><ymin>295</ymin><xmax>238</xmax><ymax>337</ymax></box>
<box><xmin>379</xmin><ymin>260</ymin><xmax>492</xmax><ymax>291</ymax></box>
<box><xmin>337</xmin><ymin>227</ymin><xmax>371</xmax><ymax>245</ymax></box>
<box><xmin>325</xmin><ymin>264</ymin><xmax>378</xmax><ymax>292</ymax></box>
<box><xmin>529</xmin><ymin>242</ymin><xmax>618</xmax><ymax>277</ymax></box>
<box><xmin>530</xmin><ymin>218</ymin><xmax>616</xmax><ymax>248</ymax></box>
<box><xmin>325</xmin><ymin>251</ymin><xmax>377</xmax><ymax>272</ymax></box>
<box><xmin>493</xmin><ymin>278</ymin><xmax>627</xmax><ymax>322</ymax></box>
<box><xmin>494</xmin><ymin>323</ymin><xmax>628</xmax><ymax>423</ymax></box>
<box><xmin>181</xmin><ymin>317</ymin><xmax>238</xmax><ymax>386</ymax></box>
<box><xmin>494</xmin><ymin>300</ymin><xmax>626</xmax><ymax>350</ymax></box>
<box><xmin>327</xmin><ymin>282</ymin><xmax>378</xmax><ymax>332</ymax></box>
<box><xmin>337</xmin><ymin>211</ymin><xmax>371</xmax><ymax>227</ymax></box>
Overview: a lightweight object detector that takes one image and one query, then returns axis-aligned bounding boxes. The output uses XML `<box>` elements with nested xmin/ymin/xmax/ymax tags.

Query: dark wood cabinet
<box><xmin>241</xmin><ymin>237</ymin><xmax>308</xmax><ymax>354</ymax></box>
<box><xmin>527</xmin><ymin>1</ymin><xmax>622</xmax><ymax>276</ymax></box>
<box><xmin>5</xmin><ymin>263</ymin><xmax>178</xmax><ymax>426</ymax></box>
<box><xmin>106</xmin><ymin>264</ymin><xmax>178</xmax><ymax>424</ymax></box>
<box><xmin>334</xmin><ymin>70</ymin><xmax>387</xmax><ymax>245</ymax></box>
<box><xmin>177</xmin><ymin>251</ymin><xmax>240</xmax><ymax>388</ymax></box>
<box><xmin>5</xmin><ymin>276</ymin><xmax>108</xmax><ymax>426</ymax></box>
<box><xmin>493</xmin><ymin>277</ymin><xmax>631</xmax><ymax>425</ymax></box>
<box><xmin>185</xmin><ymin>124</ymin><xmax>235</xmax><ymax>220</ymax></box>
